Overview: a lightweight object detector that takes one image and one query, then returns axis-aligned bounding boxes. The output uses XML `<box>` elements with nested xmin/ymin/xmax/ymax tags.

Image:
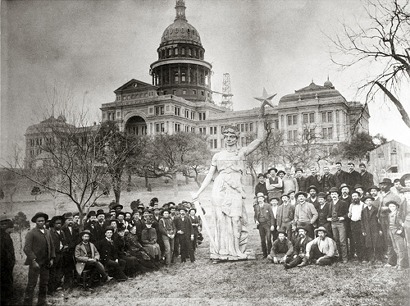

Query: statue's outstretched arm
<box><xmin>192</xmin><ymin>165</ymin><xmax>216</xmax><ymax>200</ymax></box>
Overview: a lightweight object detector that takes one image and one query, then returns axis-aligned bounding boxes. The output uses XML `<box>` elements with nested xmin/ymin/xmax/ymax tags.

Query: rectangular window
<box><xmin>303</xmin><ymin>114</ymin><xmax>309</xmax><ymax>124</ymax></box>
<box><xmin>198</xmin><ymin>112</ymin><xmax>206</xmax><ymax>120</ymax></box>
<box><xmin>249</xmin><ymin>123</ymin><xmax>253</xmax><ymax>131</ymax></box>
<box><xmin>175</xmin><ymin>123</ymin><xmax>181</xmax><ymax>132</ymax></box>
<box><xmin>240</xmin><ymin>124</ymin><xmax>244</xmax><ymax>132</ymax></box>
<box><xmin>175</xmin><ymin>106</ymin><xmax>180</xmax><ymax>116</ymax></box>
<box><xmin>309</xmin><ymin>113</ymin><xmax>315</xmax><ymax>123</ymax></box>
<box><xmin>322</xmin><ymin>112</ymin><xmax>326</xmax><ymax>123</ymax></box>
<box><xmin>156</xmin><ymin>124</ymin><xmax>160</xmax><ymax>133</ymax></box>
<box><xmin>155</xmin><ymin>106</ymin><xmax>164</xmax><ymax>116</ymax></box>
<box><xmin>185</xmin><ymin>109</ymin><xmax>189</xmax><ymax>118</ymax></box>
<box><xmin>310</xmin><ymin>128</ymin><xmax>315</xmax><ymax>138</ymax></box>
<box><xmin>199</xmin><ymin>127</ymin><xmax>206</xmax><ymax>134</ymax></box>
<box><xmin>327</xmin><ymin>112</ymin><xmax>333</xmax><ymax>122</ymax></box>
<box><xmin>288</xmin><ymin>131</ymin><xmax>293</xmax><ymax>141</ymax></box>
<box><xmin>287</xmin><ymin>115</ymin><xmax>292</xmax><ymax>126</ymax></box>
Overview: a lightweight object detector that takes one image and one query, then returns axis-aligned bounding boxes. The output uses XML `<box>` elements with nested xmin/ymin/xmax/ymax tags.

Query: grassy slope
<box><xmin>3</xmin><ymin>182</ymin><xmax>410</xmax><ymax>306</ymax></box>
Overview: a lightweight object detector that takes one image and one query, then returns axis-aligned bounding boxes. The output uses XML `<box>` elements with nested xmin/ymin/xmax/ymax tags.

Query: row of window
<box><xmin>162</xmin><ymin>89</ymin><xmax>208</xmax><ymax>98</ymax></box>
<box><xmin>286</xmin><ymin>111</ymin><xmax>337</xmax><ymax>126</ymax></box>
<box><xmin>159</xmin><ymin>46</ymin><xmax>204</xmax><ymax>60</ymax></box>
<box><xmin>287</xmin><ymin>127</ymin><xmax>334</xmax><ymax>141</ymax></box>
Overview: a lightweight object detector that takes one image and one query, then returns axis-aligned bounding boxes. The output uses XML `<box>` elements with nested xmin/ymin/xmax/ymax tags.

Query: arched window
<box><xmin>174</xmin><ymin>48</ymin><xmax>178</xmax><ymax>55</ymax></box>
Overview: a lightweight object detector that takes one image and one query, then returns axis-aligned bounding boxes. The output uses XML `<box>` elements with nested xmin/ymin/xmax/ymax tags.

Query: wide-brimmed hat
<box><xmin>49</xmin><ymin>215</ymin><xmax>65</xmax><ymax>227</ymax></box>
<box><xmin>295</xmin><ymin>191</ymin><xmax>308</xmax><ymax>199</ymax></box>
<box><xmin>379</xmin><ymin>178</ymin><xmax>393</xmax><ymax>186</ymax></box>
<box><xmin>130</xmin><ymin>200</ymin><xmax>141</xmax><ymax>211</ymax></box>
<box><xmin>255</xmin><ymin>192</ymin><xmax>266</xmax><ymax>199</ymax></box>
<box><xmin>31</xmin><ymin>212</ymin><xmax>49</xmax><ymax>223</ymax></box>
<box><xmin>277</xmin><ymin>170</ymin><xmax>286</xmax><ymax>176</ymax></box>
<box><xmin>296</xmin><ymin>226</ymin><xmax>308</xmax><ymax>233</ymax></box>
<box><xmin>339</xmin><ymin>183</ymin><xmax>350</xmax><ymax>191</ymax></box>
<box><xmin>386</xmin><ymin>200</ymin><xmax>400</xmax><ymax>207</ymax></box>
<box><xmin>367</xmin><ymin>185</ymin><xmax>380</xmax><ymax>192</ymax></box>
<box><xmin>63</xmin><ymin>212</ymin><xmax>73</xmax><ymax>219</ymax></box>
<box><xmin>269</xmin><ymin>197</ymin><xmax>280</xmax><ymax>202</ymax></box>
<box><xmin>307</xmin><ymin>185</ymin><xmax>318</xmax><ymax>193</ymax></box>
<box><xmin>400</xmin><ymin>173</ymin><xmax>410</xmax><ymax>187</ymax></box>
<box><xmin>116</xmin><ymin>212</ymin><xmax>125</xmax><ymax>218</ymax></box>
<box><xmin>178</xmin><ymin>206</ymin><xmax>188</xmax><ymax>212</ymax></box>
<box><xmin>329</xmin><ymin>187</ymin><xmax>340</xmax><ymax>195</ymax></box>
<box><xmin>354</xmin><ymin>184</ymin><xmax>364</xmax><ymax>190</ymax></box>
<box><xmin>267</xmin><ymin>167</ymin><xmax>278</xmax><ymax>173</ymax></box>
<box><xmin>113</xmin><ymin>204</ymin><xmax>124</xmax><ymax>210</ymax></box>
<box><xmin>295</xmin><ymin>168</ymin><xmax>303</xmax><ymax>173</ymax></box>
<box><xmin>160</xmin><ymin>209</ymin><xmax>170</xmax><ymax>216</ymax></box>
<box><xmin>257</xmin><ymin>173</ymin><xmax>265</xmax><ymax>178</ymax></box>
<box><xmin>281</xmin><ymin>193</ymin><xmax>290</xmax><ymax>199</ymax></box>
<box><xmin>362</xmin><ymin>195</ymin><xmax>374</xmax><ymax>202</ymax></box>
<box><xmin>277</xmin><ymin>230</ymin><xmax>287</xmax><ymax>237</ymax></box>
<box><xmin>189</xmin><ymin>207</ymin><xmax>197</xmax><ymax>213</ymax></box>
<box><xmin>314</xmin><ymin>226</ymin><xmax>328</xmax><ymax>234</ymax></box>
<box><xmin>400</xmin><ymin>187</ymin><xmax>410</xmax><ymax>193</ymax></box>
<box><xmin>351</xmin><ymin>190</ymin><xmax>360</xmax><ymax>196</ymax></box>
<box><xmin>80</xmin><ymin>229</ymin><xmax>92</xmax><ymax>237</ymax></box>
<box><xmin>87</xmin><ymin>211</ymin><xmax>96</xmax><ymax>218</ymax></box>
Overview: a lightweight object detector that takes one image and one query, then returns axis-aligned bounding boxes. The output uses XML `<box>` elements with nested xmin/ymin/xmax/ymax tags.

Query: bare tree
<box><xmin>329</xmin><ymin>0</ymin><xmax>410</xmax><ymax>128</ymax></box>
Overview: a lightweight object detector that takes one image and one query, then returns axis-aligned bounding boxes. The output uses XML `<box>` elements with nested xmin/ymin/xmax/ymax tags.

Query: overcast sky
<box><xmin>1</xmin><ymin>0</ymin><xmax>410</xmax><ymax>161</ymax></box>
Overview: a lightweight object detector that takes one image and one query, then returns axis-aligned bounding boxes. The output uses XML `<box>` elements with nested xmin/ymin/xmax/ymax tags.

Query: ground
<box><xmin>1</xmin><ymin>179</ymin><xmax>409</xmax><ymax>306</ymax></box>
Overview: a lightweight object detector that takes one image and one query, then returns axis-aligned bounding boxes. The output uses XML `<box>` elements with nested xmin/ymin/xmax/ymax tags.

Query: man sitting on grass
<box><xmin>306</xmin><ymin>226</ymin><xmax>338</xmax><ymax>266</ymax></box>
<box><xmin>268</xmin><ymin>231</ymin><xmax>293</xmax><ymax>264</ymax></box>
<box><xmin>285</xmin><ymin>226</ymin><xmax>312</xmax><ymax>269</ymax></box>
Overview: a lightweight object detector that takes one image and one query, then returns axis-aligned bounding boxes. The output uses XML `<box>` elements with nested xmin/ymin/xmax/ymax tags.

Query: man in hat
<box><xmin>268</xmin><ymin>231</ymin><xmax>293</xmax><ymax>264</ymax></box>
<box><xmin>334</xmin><ymin>162</ymin><xmax>347</xmax><ymax>189</ymax></box>
<box><xmin>339</xmin><ymin>183</ymin><xmax>352</xmax><ymax>205</ymax></box>
<box><xmin>321</xmin><ymin>166</ymin><xmax>336</xmax><ymax>193</ymax></box>
<box><xmin>255</xmin><ymin>173</ymin><xmax>268</xmax><ymax>198</ymax></box>
<box><xmin>282</xmin><ymin>167</ymin><xmax>299</xmax><ymax>195</ymax></box>
<box><xmin>188</xmin><ymin>207</ymin><xmax>201</xmax><ymax>252</ymax></box>
<box><xmin>62</xmin><ymin>212</ymin><xmax>79</xmax><ymax>289</ymax></box>
<box><xmin>295</xmin><ymin>168</ymin><xmax>306</xmax><ymax>192</ymax></box>
<box><xmin>285</xmin><ymin>226</ymin><xmax>313</xmax><ymax>269</ymax></box>
<box><xmin>95</xmin><ymin>209</ymin><xmax>107</xmax><ymax>242</ymax></box>
<box><xmin>113</xmin><ymin>204</ymin><xmax>124</xmax><ymax>214</ymax></box>
<box><xmin>307</xmin><ymin>185</ymin><xmax>319</xmax><ymax>206</ymax></box>
<box><xmin>158</xmin><ymin>209</ymin><xmax>176</xmax><ymax>265</ymax></box>
<box><xmin>96</xmin><ymin>227</ymin><xmax>127</xmax><ymax>281</ymax></box>
<box><xmin>1</xmin><ymin>215</ymin><xmax>16</xmax><ymax>304</ymax></box>
<box><xmin>385</xmin><ymin>201</ymin><xmax>407</xmax><ymax>270</ymax></box>
<box><xmin>269</xmin><ymin>197</ymin><xmax>280</xmax><ymax>243</ymax></box>
<box><xmin>276</xmin><ymin>193</ymin><xmax>295</xmax><ymax>239</ymax></box>
<box><xmin>174</xmin><ymin>207</ymin><xmax>195</xmax><ymax>263</ymax></box>
<box><xmin>306</xmin><ymin>227</ymin><xmax>338</xmax><ymax>266</ymax></box>
<box><xmin>23</xmin><ymin>212</ymin><xmax>55</xmax><ymax>306</ymax></box>
<box><xmin>345</xmin><ymin>162</ymin><xmax>361</xmax><ymax>188</ymax></box>
<box><xmin>359</xmin><ymin>163</ymin><xmax>374</xmax><ymax>192</ymax></box>
<box><xmin>266</xmin><ymin>167</ymin><xmax>283</xmax><ymax>200</ymax></box>
<box><xmin>327</xmin><ymin>187</ymin><xmax>349</xmax><ymax>263</ymax></box>
<box><xmin>379</xmin><ymin>178</ymin><xmax>402</xmax><ymax>265</ymax></box>
<box><xmin>48</xmin><ymin>215</ymin><xmax>67</xmax><ymax>294</ymax></box>
<box><xmin>348</xmin><ymin>191</ymin><xmax>365</xmax><ymax>262</ymax></box>
<box><xmin>293</xmin><ymin>191</ymin><xmax>318</xmax><ymax>238</ymax></box>
<box><xmin>254</xmin><ymin>192</ymin><xmax>275</xmax><ymax>258</ymax></box>
<box><xmin>354</xmin><ymin>184</ymin><xmax>365</xmax><ymax>199</ymax></box>
<box><xmin>305</xmin><ymin>166</ymin><xmax>322</xmax><ymax>192</ymax></box>
<box><xmin>361</xmin><ymin>195</ymin><xmax>383</xmax><ymax>263</ymax></box>
<box><xmin>84</xmin><ymin>211</ymin><xmax>100</xmax><ymax>243</ymax></box>
<box><xmin>75</xmin><ymin>230</ymin><xmax>111</xmax><ymax>282</ymax></box>
<box><xmin>314</xmin><ymin>192</ymin><xmax>332</xmax><ymax>238</ymax></box>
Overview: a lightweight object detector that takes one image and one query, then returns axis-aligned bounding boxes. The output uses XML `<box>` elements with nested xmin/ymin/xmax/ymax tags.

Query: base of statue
<box><xmin>210</xmin><ymin>249</ymin><xmax>256</xmax><ymax>262</ymax></box>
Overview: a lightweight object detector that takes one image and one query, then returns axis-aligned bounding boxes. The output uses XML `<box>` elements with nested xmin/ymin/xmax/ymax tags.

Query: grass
<box><xmin>2</xmin><ymin>181</ymin><xmax>410</xmax><ymax>306</ymax></box>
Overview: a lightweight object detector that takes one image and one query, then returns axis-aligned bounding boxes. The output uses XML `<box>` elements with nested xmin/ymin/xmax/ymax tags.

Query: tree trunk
<box><xmin>185</xmin><ymin>175</ymin><xmax>189</xmax><ymax>185</ymax></box>
<box><xmin>145</xmin><ymin>170</ymin><xmax>149</xmax><ymax>188</ymax></box>
<box><xmin>19</xmin><ymin>231</ymin><xmax>24</xmax><ymax>259</ymax></box>
<box><xmin>172</xmin><ymin>173</ymin><xmax>178</xmax><ymax>196</ymax></box>
<box><xmin>127</xmin><ymin>172</ymin><xmax>132</xmax><ymax>192</ymax></box>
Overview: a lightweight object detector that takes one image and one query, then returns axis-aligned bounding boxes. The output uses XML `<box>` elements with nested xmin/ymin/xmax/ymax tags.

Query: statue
<box><xmin>192</xmin><ymin>90</ymin><xmax>275</xmax><ymax>261</ymax></box>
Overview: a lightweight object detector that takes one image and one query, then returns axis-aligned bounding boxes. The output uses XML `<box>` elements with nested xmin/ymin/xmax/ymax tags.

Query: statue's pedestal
<box><xmin>210</xmin><ymin>249</ymin><xmax>256</xmax><ymax>262</ymax></box>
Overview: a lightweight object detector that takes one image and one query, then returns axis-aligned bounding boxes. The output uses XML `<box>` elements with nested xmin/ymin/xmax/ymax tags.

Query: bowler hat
<box><xmin>281</xmin><ymin>193</ymin><xmax>290</xmax><ymax>198</ymax></box>
<box><xmin>267</xmin><ymin>167</ymin><xmax>278</xmax><ymax>173</ymax></box>
<box><xmin>317</xmin><ymin>192</ymin><xmax>327</xmax><ymax>199</ymax></box>
<box><xmin>178</xmin><ymin>206</ymin><xmax>187</xmax><ymax>212</ymax></box>
<box><xmin>351</xmin><ymin>190</ymin><xmax>360</xmax><ymax>196</ymax></box>
<box><xmin>295</xmin><ymin>191</ymin><xmax>308</xmax><ymax>199</ymax></box>
<box><xmin>339</xmin><ymin>183</ymin><xmax>350</xmax><ymax>191</ymax></box>
<box><xmin>87</xmin><ymin>211</ymin><xmax>96</xmax><ymax>218</ymax></box>
<box><xmin>296</xmin><ymin>226</ymin><xmax>308</xmax><ymax>232</ymax></box>
<box><xmin>31</xmin><ymin>212</ymin><xmax>49</xmax><ymax>223</ymax></box>
<box><xmin>329</xmin><ymin>187</ymin><xmax>340</xmax><ymax>195</ymax></box>
<box><xmin>314</xmin><ymin>226</ymin><xmax>328</xmax><ymax>234</ymax></box>
<box><xmin>277</xmin><ymin>230</ymin><xmax>287</xmax><ymax>237</ymax></box>
<box><xmin>256</xmin><ymin>192</ymin><xmax>266</xmax><ymax>199</ymax></box>
<box><xmin>379</xmin><ymin>178</ymin><xmax>393</xmax><ymax>186</ymax></box>
<box><xmin>189</xmin><ymin>207</ymin><xmax>197</xmax><ymax>213</ymax></box>
<box><xmin>97</xmin><ymin>209</ymin><xmax>105</xmax><ymax>217</ymax></box>
<box><xmin>104</xmin><ymin>226</ymin><xmax>114</xmax><ymax>233</ymax></box>
<box><xmin>307</xmin><ymin>185</ymin><xmax>318</xmax><ymax>193</ymax></box>
<box><xmin>160</xmin><ymin>209</ymin><xmax>170</xmax><ymax>216</ymax></box>
<box><xmin>63</xmin><ymin>212</ymin><xmax>73</xmax><ymax>219</ymax></box>
<box><xmin>277</xmin><ymin>170</ymin><xmax>286</xmax><ymax>176</ymax></box>
<box><xmin>269</xmin><ymin>197</ymin><xmax>280</xmax><ymax>202</ymax></box>
<box><xmin>257</xmin><ymin>173</ymin><xmax>265</xmax><ymax>178</ymax></box>
<box><xmin>80</xmin><ymin>229</ymin><xmax>92</xmax><ymax>237</ymax></box>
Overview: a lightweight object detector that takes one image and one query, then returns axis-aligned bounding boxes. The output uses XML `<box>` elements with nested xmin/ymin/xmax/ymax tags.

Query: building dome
<box><xmin>324</xmin><ymin>77</ymin><xmax>334</xmax><ymax>89</ymax></box>
<box><xmin>160</xmin><ymin>1</ymin><xmax>202</xmax><ymax>47</ymax></box>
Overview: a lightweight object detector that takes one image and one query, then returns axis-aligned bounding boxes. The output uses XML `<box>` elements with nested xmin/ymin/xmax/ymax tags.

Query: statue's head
<box><xmin>222</xmin><ymin>125</ymin><xmax>240</xmax><ymax>147</ymax></box>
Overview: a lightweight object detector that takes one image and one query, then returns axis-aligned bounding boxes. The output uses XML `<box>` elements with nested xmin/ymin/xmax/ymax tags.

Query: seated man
<box><xmin>268</xmin><ymin>231</ymin><xmax>293</xmax><ymax>264</ymax></box>
<box><xmin>306</xmin><ymin>226</ymin><xmax>339</xmax><ymax>266</ymax></box>
<box><xmin>285</xmin><ymin>226</ymin><xmax>312</xmax><ymax>269</ymax></box>
<box><xmin>75</xmin><ymin>229</ymin><xmax>111</xmax><ymax>283</ymax></box>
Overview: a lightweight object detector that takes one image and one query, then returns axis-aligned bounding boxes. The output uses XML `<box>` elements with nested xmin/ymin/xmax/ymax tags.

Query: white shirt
<box><xmin>349</xmin><ymin>202</ymin><xmax>364</xmax><ymax>221</ymax></box>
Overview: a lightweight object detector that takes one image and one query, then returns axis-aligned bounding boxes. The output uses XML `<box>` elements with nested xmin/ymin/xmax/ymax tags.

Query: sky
<box><xmin>1</xmin><ymin>0</ymin><xmax>410</xmax><ymax>161</ymax></box>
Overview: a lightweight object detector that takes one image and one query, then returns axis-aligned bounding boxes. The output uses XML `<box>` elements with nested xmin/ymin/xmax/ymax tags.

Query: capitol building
<box><xmin>25</xmin><ymin>0</ymin><xmax>369</xmax><ymax>165</ymax></box>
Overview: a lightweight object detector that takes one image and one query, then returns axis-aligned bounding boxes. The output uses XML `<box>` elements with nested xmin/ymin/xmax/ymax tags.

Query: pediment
<box><xmin>114</xmin><ymin>79</ymin><xmax>158</xmax><ymax>94</ymax></box>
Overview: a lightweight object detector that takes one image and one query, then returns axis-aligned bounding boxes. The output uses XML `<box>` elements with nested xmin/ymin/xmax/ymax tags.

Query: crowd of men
<box><xmin>0</xmin><ymin>198</ymin><xmax>203</xmax><ymax>306</ymax></box>
<box><xmin>254</xmin><ymin>162</ymin><xmax>410</xmax><ymax>271</ymax></box>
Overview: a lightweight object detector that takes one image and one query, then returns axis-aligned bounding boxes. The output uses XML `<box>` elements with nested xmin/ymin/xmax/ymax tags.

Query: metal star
<box><xmin>254</xmin><ymin>88</ymin><xmax>276</xmax><ymax>116</ymax></box>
